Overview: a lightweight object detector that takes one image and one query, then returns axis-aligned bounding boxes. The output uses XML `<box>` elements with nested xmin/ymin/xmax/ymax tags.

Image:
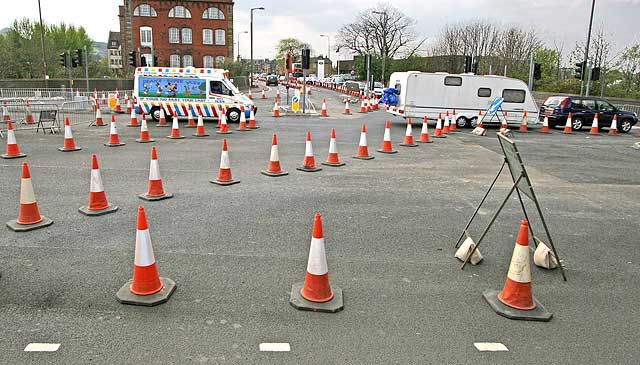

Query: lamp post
<box><xmin>320</xmin><ymin>34</ymin><xmax>330</xmax><ymax>74</ymax></box>
<box><xmin>250</xmin><ymin>6</ymin><xmax>265</xmax><ymax>88</ymax></box>
<box><xmin>372</xmin><ymin>10</ymin><xmax>388</xmax><ymax>86</ymax></box>
<box><xmin>37</xmin><ymin>0</ymin><xmax>48</xmax><ymax>86</ymax></box>
<box><xmin>237</xmin><ymin>30</ymin><xmax>248</xmax><ymax>61</ymax></box>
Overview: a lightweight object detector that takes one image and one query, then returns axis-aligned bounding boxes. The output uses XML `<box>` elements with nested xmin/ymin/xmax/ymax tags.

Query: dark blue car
<box><xmin>539</xmin><ymin>96</ymin><xmax>638</xmax><ymax>133</ymax></box>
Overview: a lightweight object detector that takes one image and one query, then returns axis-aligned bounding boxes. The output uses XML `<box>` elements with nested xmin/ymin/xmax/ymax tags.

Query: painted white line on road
<box><xmin>474</xmin><ymin>342</ymin><xmax>508</xmax><ymax>352</ymax></box>
<box><xmin>24</xmin><ymin>343</ymin><xmax>61</xmax><ymax>352</ymax></box>
<box><xmin>259</xmin><ymin>343</ymin><xmax>291</xmax><ymax>352</ymax></box>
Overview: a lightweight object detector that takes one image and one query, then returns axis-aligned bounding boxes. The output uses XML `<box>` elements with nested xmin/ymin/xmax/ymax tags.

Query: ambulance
<box><xmin>133</xmin><ymin>66</ymin><xmax>255</xmax><ymax>123</ymax></box>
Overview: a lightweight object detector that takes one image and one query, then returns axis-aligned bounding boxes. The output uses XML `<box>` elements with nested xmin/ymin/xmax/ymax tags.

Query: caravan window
<box><xmin>478</xmin><ymin>88</ymin><xmax>491</xmax><ymax>97</ymax></box>
<box><xmin>444</xmin><ymin>76</ymin><xmax>462</xmax><ymax>86</ymax></box>
<box><xmin>502</xmin><ymin>89</ymin><xmax>525</xmax><ymax>103</ymax></box>
<box><xmin>394</xmin><ymin>81</ymin><xmax>401</xmax><ymax>94</ymax></box>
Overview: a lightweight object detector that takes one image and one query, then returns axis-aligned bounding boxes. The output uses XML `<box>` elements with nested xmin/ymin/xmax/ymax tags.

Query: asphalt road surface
<box><xmin>1</xmin><ymin>85</ymin><xmax>639</xmax><ymax>363</ymax></box>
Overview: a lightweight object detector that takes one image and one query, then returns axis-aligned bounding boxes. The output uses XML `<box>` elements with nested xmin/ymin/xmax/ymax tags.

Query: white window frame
<box><xmin>134</xmin><ymin>4</ymin><xmax>157</xmax><ymax>17</ymax></box>
<box><xmin>169</xmin><ymin>5</ymin><xmax>191</xmax><ymax>18</ymax></box>
<box><xmin>202</xmin><ymin>29</ymin><xmax>213</xmax><ymax>45</ymax></box>
<box><xmin>181</xmin><ymin>28</ymin><xmax>192</xmax><ymax>44</ymax></box>
<box><xmin>170</xmin><ymin>54</ymin><xmax>180</xmax><ymax>68</ymax></box>
<box><xmin>215</xmin><ymin>29</ymin><xmax>225</xmax><ymax>46</ymax></box>
<box><xmin>169</xmin><ymin>27</ymin><xmax>179</xmax><ymax>44</ymax></box>
<box><xmin>202</xmin><ymin>7</ymin><xmax>225</xmax><ymax>20</ymax></box>
<box><xmin>203</xmin><ymin>55</ymin><xmax>214</xmax><ymax>68</ymax></box>
<box><xmin>183</xmin><ymin>55</ymin><xmax>193</xmax><ymax>67</ymax></box>
<box><xmin>140</xmin><ymin>26</ymin><xmax>153</xmax><ymax>47</ymax></box>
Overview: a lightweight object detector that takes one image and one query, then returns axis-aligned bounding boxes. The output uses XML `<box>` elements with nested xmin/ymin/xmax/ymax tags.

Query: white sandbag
<box><xmin>533</xmin><ymin>241</ymin><xmax>558</xmax><ymax>269</ymax></box>
<box><xmin>455</xmin><ymin>236</ymin><xmax>483</xmax><ymax>265</ymax></box>
<box><xmin>472</xmin><ymin>126</ymin><xmax>486</xmax><ymax>136</ymax></box>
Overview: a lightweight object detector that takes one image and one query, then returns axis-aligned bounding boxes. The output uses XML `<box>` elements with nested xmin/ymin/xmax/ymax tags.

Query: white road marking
<box><xmin>474</xmin><ymin>342</ymin><xmax>509</xmax><ymax>352</ymax></box>
<box><xmin>259</xmin><ymin>343</ymin><xmax>291</xmax><ymax>352</ymax></box>
<box><xmin>24</xmin><ymin>343</ymin><xmax>61</xmax><ymax>352</ymax></box>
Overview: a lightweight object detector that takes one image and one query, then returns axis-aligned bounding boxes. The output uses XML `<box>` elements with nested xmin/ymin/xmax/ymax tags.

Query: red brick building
<box><xmin>118</xmin><ymin>0</ymin><xmax>234</xmax><ymax>72</ymax></box>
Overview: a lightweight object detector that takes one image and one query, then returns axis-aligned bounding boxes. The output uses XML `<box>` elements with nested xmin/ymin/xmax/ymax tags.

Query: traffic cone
<box><xmin>101</xmin><ymin>93</ymin><xmax>107</xmax><ymax>105</ymax></box>
<box><xmin>378</xmin><ymin>120</ymin><xmax>398</xmax><ymax>154</ymax></box>
<box><xmin>322</xmin><ymin>128</ymin><xmax>345</xmax><ymax>167</ymax></box>
<box><xmin>433</xmin><ymin>114</ymin><xmax>446</xmax><ymax>138</ymax></box>
<box><xmin>25</xmin><ymin>101</ymin><xmax>35</xmax><ymax>124</ymax></box>
<box><xmin>211</xmin><ymin>139</ymin><xmax>240</xmax><ymax>185</ymax></box>
<box><xmin>450</xmin><ymin>110</ymin><xmax>458</xmax><ymax>131</ymax></box>
<box><xmin>501</xmin><ymin>114</ymin><xmax>509</xmax><ymax>130</ymax></box>
<box><xmin>589</xmin><ymin>113</ymin><xmax>600</xmax><ymax>135</ymax></box>
<box><xmin>248</xmin><ymin>107</ymin><xmax>259</xmax><ymax>129</ymax></box>
<box><xmin>2</xmin><ymin>121</ymin><xmax>27</xmax><ymax>159</ymax></box>
<box><xmin>297</xmin><ymin>131</ymin><xmax>322</xmax><ymax>172</ymax></box>
<box><xmin>94</xmin><ymin>106</ymin><xmax>105</xmax><ymax>126</ymax></box>
<box><xmin>136</xmin><ymin>115</ymin><xmax>155</xmax><ymax>143</ymax></box>
<box><xmin>78</xmin><ymin>154</ymin><xmax>119</xmax><ymax>216</ymax></box>
<box><xmin>217</xmin><ymin>106</ymin><xmax>225</xmax><ymax>128</ymax></box>
<box><xmin>343</xmin><ymin>100</ymin><xmax>351</xmax><ymax>115</ymax></box>
<box><xmin>217</xmin><ymin>111</ymin><xmax>232</xmax><ymax>134</ymax></box>
<box><xmin>105</xmin><ymin>115</ymin><xmax>125</xmax><ymax>146</ymax></box>
<box><xmin>418</xmin><ymin>116</ymin><xmax>433</xmax><ymax>143</ymax></box>
<box><xmin>517</xmin><ymin>111</ymin><xmax>529</xmax><ymax>132</ymax></box>
<box><xmin>2</xmin><ymin>104</ymin><xmax>10</xmax><ymax>122</ymax></box>
<box><xmin>156</xmin><ymin>107</ymin><xmax>168</xmax><ymax>127</ymax></box>
<box><xmin>261</xmin><ymin>89</ymin><xmax>266</xmax><ymax>99</ymax></box>
<box><xmin>608</xmin><ymin>115</ymin><xmax>618</xmax><ymax>136</ymax></box>
<box><xmin>359</xmin><ymin>99</ymin><xmax>367</xmax><ymax>113</ymax></box>
<box><xmin>115</xmin><ymin>98</ymin><xmax>123</xmax><ymax>113</ymax></box>
<box><xmin>367</xmin><ymin>97</ymin><xmax>373</xmax><ymax>112</ymax></box>
<box><xmin>126</xmin><ymin>98</ymin><xmax>132</xmax><ymax>114</ymax></box>
<box><xmin>139</xmin><ymin>147</ymin><xmax>173</xmax><ymax>201</ymax></box>
<box><xmin>128</xmin><ymin>106</ymin><xmax>139</xmax><ymax>127</ymax></box>
<box><xmin>540</xmin><ymin>113</ymin><xmax>551</xmax><ymax>134</ymax></box>
<box><xmin>563</xmin><ymin>113</ymin><xmax>573</xmax><ymax>134</ymax></box>
<box><xmin>248</xmin><ymin>89</ymin><xmax>253</xmax><ymax>100</ymax></box>
<box><xmin>236</xmin><ymin>107</ymin><xmax>249</xmax><ymax>131</ymax></box>
<box><xmin>353</xmin><ymin>124</ymin><xmax>374</xmax><ymax>160</ymax></box>
<box><xmin>6</xmin><ymin>162</ymin><xmax>53</xmax><ymax>232</ymax></box>
<box><xmin>477</xmin><ymin>110</ymin><xmax>484</xmax><ymax>128</ymax></box>
<box><xmin>186</xmin><ymin>108</ymin><xmax>196</xmax><ymax>128</ymax></box>
<box><xmin>373</xmin><ymin>96</ymin><xmax>379</xmax><ymax>110</ymax></box>
<box><xmin>193</xmin><ymin>112</ymin><xmax>209</xmax><ymax>137</ymax></box>
<box><xmin>116</xmin><ymin>205</ymin><xmax>176</xmax><ymax>306</ymax></box>
<box><xmin>276</xmin><ymin>89</ymin><xmax>281</xmax><ymax>101</ymax></box>
<box><xmin>166</xmin><ymin>116</ymin><xmax>185</xmax><ymax>139</ymax></box>
<box><xmin>320</xmin><ymin>98</ymin><xmax>328</xmax><ymax>117</ymax></box>
<box><xmin>400</xmin><ymin>118</ymin><xmax>418</xmax><ymax>147</ymax></box>
<box><xmin>443</xmin><ymin>111</ymin><xmax>451</xmax><ymax>133</ymax></box>
<box><xmin>272</xmin><ymin>101</ymin><xmax>280</xmax><ymax>117</ymax></box>
<box><xmin>483</xmin><ymin>220</ymin><xmax>552</xmax><ymax>321</ymax></box>
<box><xmin>261</xmin><ymin>133</ymin><xmax>288</xmax><ymax>177</ymax></box>
<box><xmin>289</xmin><ymin>213</ymin><xmax>344</xmax><ymax>313</ymax></box>
<box><xmin>58</xmin><ymin>118</ymin><xmax>82</xmax><ymax>152</ymax></box>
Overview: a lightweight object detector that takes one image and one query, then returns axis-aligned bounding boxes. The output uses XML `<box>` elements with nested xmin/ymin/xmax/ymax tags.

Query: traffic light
<box><xmin>534</xmin><ymin>63</ymin><xmax>542</xmax><ymax>80</ymax></box>
<box><xmin>128</xmin><ymin>51</ymin><xmax>136</xmax><ymax>67</ymax></box>
<box><xmin>591</xmin><ymin>67</ymin><xmax>600</xmax><ymax>81</ymax></box>
<box><xmin>59</xmin><ymin>52</ymin><xmax>67</xmax><ymax>67</ymax></box>
<box><xmin>301</xmin><ymin>48</ymin><xmax>310</xmax><ymax>69</ymax></box>
<box><xmin>574</xmin><ymin>61</ymin><xmax>585</xmax><ymax>80</ymax></box>
<box><xmin>72</xmin><ymin>49</ymin><xmax>82</xmax><ymax>67</ymax></box>
<box><xmin>464</xmin><ymin>56</ymin><xmax>472</xmax><ymax>73</ymax></box>
<box><xmin>140</xmin><ymin>55</ymin><xmax>147</xmax><ymax>67</ymax></box>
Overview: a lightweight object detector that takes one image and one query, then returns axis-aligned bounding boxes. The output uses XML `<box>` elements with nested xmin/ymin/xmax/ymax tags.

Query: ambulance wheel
<box><xmin>150</xmin><ymin>106</ymin><xmax>161</xmax><ymax>122</ymax></box>
<box><xmin>227</xmin><ymin>108</ymin><xmax>241</xmax><ymax>124</ymax></box>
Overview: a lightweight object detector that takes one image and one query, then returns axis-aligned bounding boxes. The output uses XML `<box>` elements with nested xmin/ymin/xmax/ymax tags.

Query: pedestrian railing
<box><xmin>617</xmin><ymin>104</ymin><xmax>640</xmax><ymax>116</ymax></box>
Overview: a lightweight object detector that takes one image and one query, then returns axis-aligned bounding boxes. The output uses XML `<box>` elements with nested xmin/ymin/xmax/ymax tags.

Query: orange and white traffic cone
<box><xmin>322</xmin><ymin>128</ymin><xmax>345</xmax><ymax>167</ymax></box>
<box><xmin>540</xmin><ymin>113</ymin><xmax>551</xmax><ymax>134</ymax></box>
<box><xmin>589</xmin><ymin>113</ymin><xmax>600</xmax><ymax>135</ymax></box>
<box><xmin>272</xmin><ymin>101</ymin><xmax>280</xmax><ymax>118</ymax></box>
<box><xmin>320</xmin><ymin>98</ymin><xmax>328</xmax><ymax>117</ymax></box>
<box><xmin>248</xmin><ymin>107</ymin><xmax>259</xmax><ymax>129</ymax></box>
<box><xmin>248</xmin><ymin>89</ymin><xmax>253</xmax><ymax>100</ymax></box>
<box><xmin>450</xmin><ymin>110</ymin><xmax>458</xmax><ymax>132</ymax></box>
<box><xmin>517</xmin><ymin>111</ymin><xmax>529</xmax><ymax>132</ymax></box>
<box><xmin>136</xmin><ymin>114</ymin><xmax>154</xmax><ymax>143</ymax></box>
<box><xmin>211</xmin><ymin>139</ymin><xmax>240</xmax><ymax>185</ymax></box>
<box><xmin>378</xmin><ymin>120</ymin><xmax>398</xmax><ymax>153</ymax></box>
<box><xmin>261</xmin><ymin>89</ymin><xmax>266</xmax><ymax>99</ymax></box>
<box><xmin>608</xmin><ymin>115</ymin><xmax>619</xmax><ymax>136</ymax></box>
<box><xmin>116</xmin><ymin>205</ymin><xmax>176</xmax><ymax>306</ymax></box>
<box><xmin>94</xmin><ymin>105</ymin><xmax>105</xmax><ymax>126</ymax></box>
<box><xmin>443</xmin><ymin>111</ymin><xmax>451</xmax><ymax>134</ymax></box>
<box><xmin>186</xmin><ymin>108</ymin><xmax>196</xmax><ymax>128</ymax></box>
<box><xmin>433</xmin><ymin>114</ymin><xmax>446</xmax><ymax>138</ymax></box>
<box><xmin>343</xmin><ymin>100</ymin><xmax>351</xmax><ymax>115</ymax></box>
<box><xmin>128</xmin><ymin>106</ymin><xmax>139</xmax><ymax>127</ymax></box>
<box><xmin>2</xmin><ymin>104</ymin><xmax>10</xmax><ymax>122</ymax></box>
<box><xmin>500</xmin><ymin>113</ymin><xmax>509</xmax><ymax>130</ymax></box>
<box><xmin>105</xmin><ymin>115</ymin><xmax>125</xmax><ymax>146</ymax></box>
<box><xmin>483</xmin><ymin>220</ymin><xmax>552</xmax><ymax>321</ymax></box>
<box><xmin>115</xmin><ymin>98</ymin><xmax>123</xmax><ymax>113</ymax></box>
<box><xmin>193</xmin><ymin>112</ymin><xmax>209</xmax><ymax>137</ymax></box>
<box><xmin>79</xmin><ymin>154</ymin><xmax>118</xmax><ymax>216</ymax></box>
<box><xmin>126</xmin><ymin>98</ymin><xmax>132</xmax><ymax>114</ymax></box>
<box><xmin>139</xmin><ymin>147</ymin><xmax>173</xmax><ymax>201</ymax></box>
<box><xmin>156</xmin><ymin>107</ymin><xmax>168</xmax><ymax>127</ymax></box>
<box><xmin>236</xmin><ymin>107</ymin><xmax>250</xmax><ymax>131</ymax></box>
<box><xmin>418</xmin><ymin>116</ymin><xmax>433</xmax><ymax>143</ymax></box>
<box><xmin>563</xmin><ymin>113</ymin><xmax>573</xmax><ymax>134</ymax></box>
<box><xmin>58</xmin><ymin>118</ymin><xmax>82</xmax><ymax>152</ymax></box>
<box><xmin>217</xmin><ymin>110</ymin><xmax>232</xmax><ymax>134</ymax></box>
<box><xmin>477</xmin><ymin>111</ymin><xmax>484</xmax><ymax>128</ymax></box>
<box><xmin>373</xmin><ymin>96</ymin><xmax>379</xmax><ymax>110</ymax></box>
<box><xmin>6</xmin><ymin>162</ymin><xmax>53</xmax><ymax>231</ymax></box>
<box><xmin>166</xmin><ymin>116</ymin><xmax>185</xmax><ymax>139</ymax></box>
<box><xmin>289</xmin><ymin>212</ymin><xmax>344</xmax><ymax>312</ymax></box>
<box><xmin>367</xmin><ymin>97</ymin><xmax>374</xmax><ymax>112</ymax></box>
<box><xmin>359</xmin><ymin>99</ymin><xmax>367</xmax><ymax>113</ymax></box>
<box><xmin>353</xmin><ymin>124</ymin><xmax>374</xmax><ymax>160</ymax></box>
<box><xmin>25</xmin><ymin>101</ymin><xmax>35</xmax><ymax>124</ymax></box>
<box><xmin>276</xmin><ymin>89</ymin><xmax>281</xmax><ymax>102</ymax></box>
<box><xmin>261</xmin><ymin>133</ymin><xmax>288</xmax><ymax>177</ymax></box>
<box><xmin>2</xmin><ymin>121</ymin><xmax>27</xmax><ymax>159</ymax></box>
<box><xmin>400</xmin><ymin>118</ymin><xmax>418</xmax><ymax>147</ymax></box>
<box><xmin>297</xmin><ymin>131</ymin><xmax>322</xmax><ymax>172</ymax></box>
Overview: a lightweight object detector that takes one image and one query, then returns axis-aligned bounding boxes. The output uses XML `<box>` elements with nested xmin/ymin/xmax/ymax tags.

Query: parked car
<box><xmin>373</xmin><ymin>82</ymin><xmax>384</xmax><ymax>97</ymax></box>
<box><xmin>278</xmin><ymin>75</ymin><xmax>287</xmax><ymax>82</ymax></box>
<box><xmin>539</xmin><ymin>96</ymin><xmax>638</xmax><ymax>133</ymax></box>
<box><xmin>266</xmin><ymin>75</ymin><xmax>279</xmax><ymax>86</ymax></box>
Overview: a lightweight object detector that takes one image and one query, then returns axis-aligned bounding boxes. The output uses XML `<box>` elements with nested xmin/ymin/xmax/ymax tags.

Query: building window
<box><xmin>203</xmin><ymin>55</ymin><xmax>214</xmax><ymax>68</ymax></box>
<box><xmin>133</xmin><ymin>4</ymin><xmax>157</xmax><ymax>17</ymax></box>
<box><xmin>181</xmin><ymin>28</ymin><xmax>192</xmax><ymax>44</ymax></box>
<box><xmin>215</xmin><ymin>56</ymin><xmax>225</xmax><ymax>67</ymax></box>
<box><xmin>170</xmin><ymin>54</ymin><xmax>180</xmax><ymax>67</ymax></box>
<box><xmin>183</xmin><ymin>55</ymin><xmax>193</xmax><ymax>67</ymax></box>
<box><xmin>202</xmin><ymin>7</ymin><xmax>225</xmax><ymax>20</ymax></box>
<box><xmin>168</xmin><ymin>5</ymin><xmax>191</xmax><ymax>18</ymax></box>
<box><xmin>203</xmin><ymin>29</ymin><xmax>213</xmax><ymax>45</ymax></box>
<box><xmin>140</xmin><ymin>26</ymin><xmax>153</xmax><ymax>47</ymax></box>
<box><xmin>169</xmin><ymin>27</ymin><xmax>179</xmax><ymax>44</ymax></box>
<box><xmin>215</xmin><ymin>29</ymin><xmax>225</xmax><ymax>45</ymax></box>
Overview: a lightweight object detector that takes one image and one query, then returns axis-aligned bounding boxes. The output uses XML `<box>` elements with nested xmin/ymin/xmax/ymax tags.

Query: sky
<box><xmin>2</xmin><ymin>0</ymin><xmax>639</xmax><ymax>63</ymax></box>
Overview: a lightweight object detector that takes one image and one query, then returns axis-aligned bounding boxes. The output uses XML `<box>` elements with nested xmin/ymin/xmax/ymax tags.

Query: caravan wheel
<box><xmin>469</xmin><ymin>116</ymin><xmax>479</xmax><ymax>128</ymax></box>
<box><xmin>456</xmin><ymin>116</ymin><xmax>470</xmax><ymax>128</ymax></box>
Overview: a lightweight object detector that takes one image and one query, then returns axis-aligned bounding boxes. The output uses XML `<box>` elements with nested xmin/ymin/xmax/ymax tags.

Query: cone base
<box><xmin>6</xmin><ymin>216</ymin><xmax>53</xmax><ymax>232</ymax></box>
<box><xmin>155</xmin><ymin>124</ymin><xmax>169</xmax><ymax>127</ymax></box>
<box><xmin>166</xmin><ymin>135</ymin><xmax>185</xmax><ymax>139</ymax></box>
<box><xmin>216</xmin><ymin>131</ymin><xmax>233</xmax><ymax>134</ymax></box>
<box><xmin>135</xmin><ymin>138</ymin><xmax>155</xmax><ymax>143</ymax></box>
<box><xmin>192</xmin><ymin>133</ymin><xmax>210</xmax><ymax>137</ymax></box>
<box><xmin>248</xmin><ymin>126</ymin><xmax>260</xmax><ymax>129</ymax></box>
<box><xmin>236</xmin><ymin>128</ymin><xmax>251</xmax><ymax>132</ymax></box>
<box><xmin>210</xmin><ymin>179</ymin><xmax>240</xmax><ymax>186</ymax></box>
<box><xmin>377</xmin><ymin>149</ymin><xmax>398</xmax><ymax>154</ymax></box>
<box><xmin>78</xmin><ymin>204</ymin><xmax>119</xmax><ymax>216</ymax></box>
<box><xmin>432</xmin><ymin>135</ymin><xmax>447</xmax><ymax>138</ymax></box>
<box><xmin>399</xmin><ymin>143</ymin><xmax>418</xmax><ymax>147</ymax></box>
<box><xmin>116</xmin><ymin>277</ymin><xmax>176</xmax><ymax>306</ymax></box>
<box><xmin>289</xmin><ymin>282</ymin><xmax>343</xmax><ymax>313</ymax></box>
<box><xmin>342</xmin><ymin>112</ymin><xmax>352</xmax><ymax>115</ymax></box>
<box><xmin>296</xmin><ymin>166</ymin><xmax>322</xmax><ymax>172</ymax></box>
<box><xmin>539</xmin><ymin>131</ymin><xmax>552</xmax><ymax>134</ymax></box>
<box><xmin>352</xmin><ymin>155</ymin><xmax>375</xmax><ymax>160</ymax></box>
<box><xmin>322</xmin><ymin>161</ymin><xmax>346</xmax><ymax>167</ymax></box>
<box><xmin>261</xmin><ymin>170</ymin><xmax>289</xmax><ymax>177</ymax></box>
<box><xmin>138</xmin><ymin>192</ymin><xmax>173</xmax><ymax>201</ymax></box>
<box><xmin>417</xmin><ymin>140</ymin><xmax>434</xmax><ymax>144</ymax></box>
<box><xmin>58</xmin><ymin>146</ymin><xmax>82</xmax><ymax>152</ymax></box>
<box><xmin>104</xmin><ymin>142</ymin><xmax>126</xmax><ymax>147</ymax></box>
<box><xmin>92</xmin><ymin>123</ymin><xmax>107</xmax><ymax>127</ymax></box>
<box><xmin>483</xmin><ymin>289</ymin><xmax>552</xmax><ymax>322</ymax></box>
<box><xmin>1</xmin><ymin>153</ymin><xmax>27</xmax><ymax>159</ymax></box>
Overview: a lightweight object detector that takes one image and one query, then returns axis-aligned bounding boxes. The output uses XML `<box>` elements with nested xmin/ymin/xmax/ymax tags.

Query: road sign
<box><xmin>292</xmin><ymin>96</ymin><xmax>300</xmax><ymax>112</ymax></box>
<box><xmin>488</xmin><ymin>97</ymin><xmax>504</xmax><ymax>115</ymax></box>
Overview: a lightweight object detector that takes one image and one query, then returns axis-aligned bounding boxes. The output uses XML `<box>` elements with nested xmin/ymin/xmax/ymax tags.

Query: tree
<box><xmin>618</xmin><ymin>44</ymin><xmax>640</xmax><ymax>94</ymax></box>
<box><xmin>275</xmin><ymin>38</ymin><xmax>312</xmax><ymax>61</ymax></box>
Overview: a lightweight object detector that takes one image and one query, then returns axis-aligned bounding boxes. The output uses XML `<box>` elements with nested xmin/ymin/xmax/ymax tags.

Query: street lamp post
<box><xmin>237</xmin><ymin>30</ymin><xmax>248</xmax><ymax>61</ymax></box>
<box><xmin>250</xmin><ymin>7</ymin><xmax>265</xmax><ymax>88</ymax></box>
<box><xmin>372</xmin><ymin>10</ymin><xmax>388</xmax><ymax>86</ymax></box>
<box><xmin>320</xmin><ymin>34</ymin><xmax>330</xmax><ymax>72</ymax></box>
<box><xmin>37</xmin><ymin>0</ymin><xmax>48</xmax><ymax>87</ymax></box>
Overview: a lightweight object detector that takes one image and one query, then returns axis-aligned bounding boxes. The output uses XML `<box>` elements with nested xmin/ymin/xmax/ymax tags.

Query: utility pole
<box><xmin>527</xmin><ymin>52</ymin><xmax>535</xmax><ymax>91</ymax></box>
<box><xmin>84</xmin><ymin>45</ymin><xmax>89</xmax><ymax>91</ymax></box>
<box><xmin>37</xmin><ymin>0</ymin><xmax>48</xmax><ymax>87</ymax></box>
<box><xmin>372</xmin><ymin>10</ymin><xmax>388</xmax><ymax>86</ymax></box>
<box><xmin>581</xmin><ymin>0</ymin><xmax>596</xmax><ymax>96</ymax></box>
<box><xmin>250</xmin><ymin>7</ymin><xmax>265</xmax><ymax>88</ymax></box>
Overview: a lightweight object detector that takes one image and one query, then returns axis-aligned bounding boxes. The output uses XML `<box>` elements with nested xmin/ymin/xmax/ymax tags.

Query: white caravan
<box><xmin>385</xmin><ymin>72</ymin><xmax>539</xmax><ymax>127</ymax></box>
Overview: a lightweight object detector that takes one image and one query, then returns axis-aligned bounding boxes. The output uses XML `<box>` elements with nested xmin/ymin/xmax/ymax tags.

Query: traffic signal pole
<box><xmin>84</xmin><ymin>45</ymin><xmax>89</xmax><ymax>91</ymax></box>
<box><xmin>581</xmin><ymin>0</ymin><xmax>596</xmax><ymax>96</ymax></box>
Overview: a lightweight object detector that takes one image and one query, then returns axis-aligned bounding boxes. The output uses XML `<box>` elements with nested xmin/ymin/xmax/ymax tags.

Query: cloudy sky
<box><xmin>2</xmin><ymin>0</ymin><xmax>639</xmax><ymax>62</ymax></box>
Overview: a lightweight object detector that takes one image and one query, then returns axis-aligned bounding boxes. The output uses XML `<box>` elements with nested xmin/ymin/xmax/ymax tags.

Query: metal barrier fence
<box><xmin>0</xmin><ymin>88</ymin><xmax>133</xmax><ymax>103</ymax></box>
<box><xmin>617</xmin><ymin>104</ymin><xmax>640</xmax><ymax>115</ymax></box>
<box><xmin>60</xmin><ymin>99</ymin><xmax>97</xmax><ymax>127</ymax></box>
<box><xmin>1</xmin><ymin>98</ymin><xmax>97</xmax><ymax>133</ymax></box>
